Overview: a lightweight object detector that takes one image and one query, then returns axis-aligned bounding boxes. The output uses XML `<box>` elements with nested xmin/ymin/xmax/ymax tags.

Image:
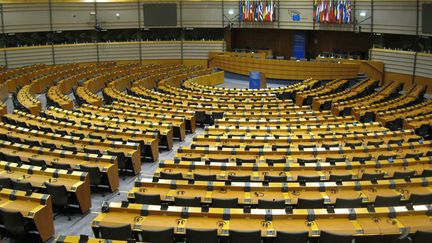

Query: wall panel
<box><xmin>141</xmin><ymin>41</ymin><xmax>181</xmax><ymax>59</ymax></box>
<box><xmin>3</xmin><ymin>3</ymin><xmax>50</xmax><ymax>33</ymax></box>
<box><xmin>53</xmin><ymin>44</ymin><xmax>97</xmax><ymax>64</ymax></box>
<box><xmin>370</xmin><ymin>49</ymin><xmax>415</xmax><ymax>75</ymax></box>
<box><xmin>182</xmin><ymin>1</ymin><xmax>222</xmax><ymax>28</ymax></box>
<box><xmin>373</xmin><ymin>0</ymin><xmax>417</xmax><ymax>35</ymax></box>
<box><xmin>52</xmin><ymin>3</ymin><xmax>95</xmax><ymax>31</ymax></box>
<box><xmin>5</xmin><ymin>46</ymin><xmax>53</xmax><ymax>68</ymax></box>
<box><xmin>98</xmin><ymin>42</ymin><xmax>140</xmax><ymax>61</ymax></box>
<box><xmin>183</xmin><ymin>41</ymin><xmax>225</xmax><ymax>59</ymax></box>
<box><xmin>97</xmin><ymin>2</ymin><xmax>139</xmax><ymax>29</ymax></box>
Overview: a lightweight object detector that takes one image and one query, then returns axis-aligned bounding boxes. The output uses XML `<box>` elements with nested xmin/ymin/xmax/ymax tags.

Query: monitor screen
<box><xmin>422</xmin><ymin>4</ymin><xmax>432</xmax><ymax>34</ymax></box>
<box><xmin>143</xmin><ymin>3</ymin><xmax>177</xmax><ymax>27</ymax></box>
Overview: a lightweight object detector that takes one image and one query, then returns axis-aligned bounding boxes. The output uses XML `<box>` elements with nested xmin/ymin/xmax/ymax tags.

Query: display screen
<box><xmin>143</xmin><ymin>3</ymin><xmax>177</xmax><ymax>27</ymax></box>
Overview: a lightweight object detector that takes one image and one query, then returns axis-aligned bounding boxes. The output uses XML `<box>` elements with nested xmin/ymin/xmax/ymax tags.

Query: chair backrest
<box><xmin>12</xmin><ymin>180</ymin><xmax>33</xmax><ymax>191</ymax></box>
<box><xmin>3</xmin><ymin>153</ymin><xmax>22</xmax><ymax>163</ymax></box>
<box><xmin>413</xmin><ymin>230</ymin><xmax>432</xmax><ymax>243</ymax></box>
<box><xmin>83</xmin><ymin>148</ymin><xmax>101</xmax><ymax>155</ymax></box>
<box><xmin>228</xmin><ymin>175</ymin><xmax>250</xmax><ymax>182</ymax></box>
<box><xmin>44</xmin><ymin>182</ymin><xmax>69</xmax><ymax>208</ymax></box>
<box><xmin>320</xmin><ymin>230</ymin><xmax>353</xmax><ymax>243</ymax></box>
<box><xmin>42</xmin><ymin>141</ymin><xmax>57</xmax><ymax>149</ymax></box>
<box><xmin>297</xmin><ymin>175</ymin><xmax>320</xmax><ymax>182</ymax></box>
<box><xmin>326</xmin><ymin>157</ymin><xmax>346</xmax><ymax>163</ymax></box>
<box><xmin>264</xmin><ymin>175</ymin><xmax>287</xmax><ymax>182</ymax></box>
<box><xmin>374</xmin><ymin>195</ymin><xmax>401</xmax><ymax>207</ymax></box>
<box><xmin>235</xmin><ymin>158</ymin><xmax>256</xmax><ymax>163</ymax></box>
<box><xmin>408</xmin><ymin>193</ymin><xmax>432</xmax><ymax>205</ymax></box>
<box><xmin>107</xmin><ymin>151</ymin><xmax>126</xmax><ymax>169</ymax></box>
<box><xmin>79</xmin><ymin>165</ymin><xmax>103</xmax><ymax>186</ymax></box>
<box><xmin>0</xmin><ymin>177</ymin><xmax>13</xmax><ymax>189</ymax></box>
<box><xmin>0</xmin><ymin>208</ymin><xmax>27</xmax><ymax>236</ymax></box>
<box><xmin>141</xmin><ymin>227</ymin><xmax>174</xmax><ymax>243</ymax></box>
<box><xmin>258</xmin><ymin>199</ymin><xmax>285</xmax><ymax>209</ymax></box>
<box><xmin>421</xmin><ymin>169</ymin><xmax>432</xmax><ymax>177</ymax></box>
<box><xmin>212</xmin><ymin>198</ymin><xmax>238</xmax><ymax>208</ymax></box>
<box><xmin>174</xmin><ymin>197</ymin><xmax>201</xmax><ymax>207</ymax></box>
<box><xmin>352</xmin><ymin>155</ymin><xmax>372</xmax><ymax>162</ymax></box>
<box><xmin>160</xmin><ymin>172</ymin><xmax>183</xmax><ymax>180</ymax></box>
<box><xmin>276</xmin><ymin>231</ymin><xmax>309</xmax><ymax>243</ymax></box>
<box><xmin>229</xmin><ymin>230</ymin><xmax>261</xmax><ymax>243</ymax></box>
<box><xmin>134</xmin><ymin>193</ymin><xmax>161</xmax><ymax>205</ymax></box>
<box><xmin>361</xmin><ymin>172</ymin><xmax>385</xmax><ymax>180</ymax></box>
<box><xmin>393</xmin><ymin>170</ymin><xmax>416</xmax><ymax>179</ymax></box>
<box><xmin>28</xmin><ymin>158</ymin><xmax>47</xmax><ymax>168</ymax></box>
<box><xmin>405</xmin><ymin>153</ymin><xmax>422</xmax><ymax>159</ymax></box>
<box><xmin>186</xmin><ymin>228</ymin><xmax>218</xmax><ymax>243</ymax></box>
<box><xmin>297</xmin><ymin>198</ymin><xmax>324</xmax><ymax>209</ymax></box>
<box><xmin>334</xmin><ymin>198</ymin><xmax>363</xmax><ymax>208</ymax></box>
<box><xmin>329</xmin><ymin>174</ymin><xmax>352</xmax><ymax>181</ymax></box>
<box><xmin>61</xmin><ymin>144</ymin><xmax>77</xmax><ymax>152</ymax></box>
<box><xmin>99</xmin><ymin>224</ymin><xmax>134</xmax><ymax>241</ymax></box>
<box><xmin>51</xmin><ymin>162</ymin><xmax>72</xmax><ymax>170</ymax></box>
<box><xmin>194</xmin><ymin>174</ymin><xmax>216</xmax><ymax>181</ymax></box>
<box><xmin>297</xmin><ymin>158</ymin><xmax>318</xmax><ymax>163</ymax></box>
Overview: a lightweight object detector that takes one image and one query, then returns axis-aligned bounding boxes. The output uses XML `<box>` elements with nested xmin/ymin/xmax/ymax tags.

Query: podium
<box><xmin>249</xmin><ymin>71</ymin><xmax>266</xmax><ymax>89</ymax></box>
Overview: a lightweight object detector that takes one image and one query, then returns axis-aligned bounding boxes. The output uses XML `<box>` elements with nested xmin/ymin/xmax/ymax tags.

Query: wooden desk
<box><xmin>129</xmin><ymin>177</ymin><xmax>431</xmax><ymax>206</ymax></box>
<box><xmin>45</xmin><ymin>107</ymin><xmax>174</xmax><ymax>150</ymax></box>
<box><xmin>92</xmin><ymin>202</ymin><xmax>432</xmax><ymax>238</ymax></box>
<box><xmin>6</xmin><ymin>111</ymin><xmax>159</xmax><ymax>162</ymax></box>
<box><xmin>0</xmin><ymin>122</ymin><xmax>141</xmax><ymax>175</ymax></box>
<box><xmin>0</xmin><ymin>140</ymin><xmax>119</xmax><ymax>192</ymax></box>
<box><xmin>176</xmin><ymin>141</ymin><xmax>432</xmax><ymax>162</ymax></box>
<box><xmin>156</xmin><ymin>156</ymin><xmax>432</xmax><ymax>182</ymax></box>
<box><xmin>0</xmin><ymin>188</ymin><xmax>54</xmax><ymax>241</ymax></box>
<box><xmin>79</xmin><ymin>104</ymin><xmax>187</xmax><ymax>141</ymax></box>
<box><xmin>55</xmin><ymin>235</ymin><xmax>140</xmax><ymax>243</ymax></box>
<box><xmin>0</xmin><ymin>161</ymin><xmax>91</xmax><ymax>213</ymax></box>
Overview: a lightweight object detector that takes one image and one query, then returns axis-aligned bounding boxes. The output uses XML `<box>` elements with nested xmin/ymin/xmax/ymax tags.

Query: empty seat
<box><xmin>3</xmin><ymin>153</ymin><xmax>22</xmax><ymax>163</ymax></box>
<box><xmin>194</xmin><ymin>174</ymin><xmax>217</xmax><ymax>181</ymax></box>
<box><xmin>265</xmin><ymin>158</ymin><xmax>286</xmax><ymax>163</ymax></box>
<box><xmin>352</xmin><ymin>155</ymin><xmax>372</xmax><ymax>162</ymax></box>
<box><xmin>83</xmin><ymin>148</ymin><xmax>101</xmax><ymax>155</ymax></box>
<box><xmin>99</xmin><ymin>224</ymin><xmax>135</xmax><ymax>241</ymax></box>
<box><xmin>374</xmin><ymin>195</ymin><xmax>401</xmax><ymax>207</ymax></box>
<box><xmin>236</xmin><ymin>158</ymin><xmax>256</xmax><ymax>163</ymax></box>
<box><xmin>229</xmin><ymin>230</ymin><xmax>261</xmax><ymax>243</ymax></box>
<box><xmin>28</xmin><ymin>158</ymin><xmax>47</xmax><ymax>168</ymax></box>
<box><xmin>159</xmin><ymin>172</ymin><xmax>183</xmax><ymax>180</ymax></box>
<box><xmin>297</xmin><ymin>198</ymin><xmax>324</xmax><ymax>209</ymax></box>
<box><xmin>393</xmin><ymin>170</ymin><xmax>415</xmax><ymax>179</ymax></box>
<box><xmin>329</xmin><ymin>174</ymin><xmax>352</xmax><ymax>181</ymax></box>
<box><xmin>264</xmin><ymin>175</ymin><xmax>287</xmax><ymax>182</ymax></box>
<box><xmin>0</xmin><ymin>208</ymin><xmax>33</xmax><ymax>239</ymax></box>
<box><xmin>134</xmin><ymin>193</ymin><xmax>161</xmax><ymax>205</ymax></box>
<box><xmin>0</xmin><ymin>177</ymin><xmax>13</xmax><ymax>189</ymax></box>
<box><xmin>186</xmin><ymin>228</ymin><xmax>218</xmax><ymax>243</ymax></box>
<box><xmin>212</xmin><ymin>198</ymin><xmax>238</xmax><ymax>208</ymax></box>
<box><xmin>257</xmin><ymin>199</ymin><xmax>285</xmax><ymax>209</ymax></box>
<box><xmin>367</xmin><ymin>140</ymin><xmax>384</xmax><ymax>146</ymax></box>
<box><xmin>228</xmin><ymin>175</ymin><xmax>250</xmax><ymax>182</ymax></box>
<box><xmin>276</xmin><ymin>231</ymin><xmax>309</xmax><ymax>243</ymax></box>
<box><xmin>326</xmin><ymin>157</ymin><xmax>346</xmax><ymax>163</ymax></box>
<box><xmin>107</xmin><ymin>151</ymin><xmax>127</xmax><ymax>171</ymax></box>
<box><xmin>61</xmin><ymin>144</ymin><xmax>77</xmax><ymax>152</ymax></box>
<box><xmin>421</xmin><ymin>169</ymin><xmax>432</xmax><ymax>177</ymax></box>
<box><xmin>141</xmin><ymin>227</ymin><xmax>174</xmax><ymax>243</ymax></box>
<box><xmin>12</xmin><ymin>180</ymin><xmax>32</xmax><ymax>191</ymax></box>
<box><xmin>80</xmin><ymin>165</ymin><xmax>104</xmax><ymax>190</ymax></box>
<box><xmin>412</xmin><ymin>230</ymin><xmax>432</xmax><ymax>243</ymax></box>
<box><xmin>174</xmin><ymin>197</ymin><xmax>201</xmax><ymax>207</ymax></box>
<box><xmin>405</xmin><ymin>153</ymin><xmax>423</xmax><ymax>159</ymax></box>
<box><xmin>320</xmin><ymin>230</ymin><xmax>353</xmax><ymax>243</ymax></box>
<box><xmin>42</xmin><ymin>142</ymin><xmax>57</xmax><ymax>150</ymax></box>
<box><xmin>44</xmin><ymin>182</ymin><xmax>73</xmax><ymax>217</ymax></box>
<box><xmin>297</xmin><ymin>158</ymin><xmax>318</xmax><ymax>163</ymax></box>
<box><xmin>297</xmin><ymin>175</ymin><xmax>320</xmax><ymax>182</ymax></box>
<box><xmin>377</xmin><ymin>154</ymin><xmax>396</xmax><ymax>161</ymax></box>
<box><xmin>408</xmin><ymin>193</ymin><xmax>432</xmax><ymax>205</ymax></box>
<box><xmin>51</xmin><ymin>162</ymin><xmax>72</xmax><ymax>170</ymax></box>
<box><xmin>334</xmin><ymin>198</ymin><xmax>362</xmax><ymax>208</ymax></box>
<box><xmin>361</xmin><ymin>172</ymin><xmax>385</xmax><ymax>180</ymax></box>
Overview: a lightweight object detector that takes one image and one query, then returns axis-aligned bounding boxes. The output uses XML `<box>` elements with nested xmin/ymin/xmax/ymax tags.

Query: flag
<box><xmin>259</xmin><ymin>1</ymin><xmax>264</xmax><ymax>21</ymax></box>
